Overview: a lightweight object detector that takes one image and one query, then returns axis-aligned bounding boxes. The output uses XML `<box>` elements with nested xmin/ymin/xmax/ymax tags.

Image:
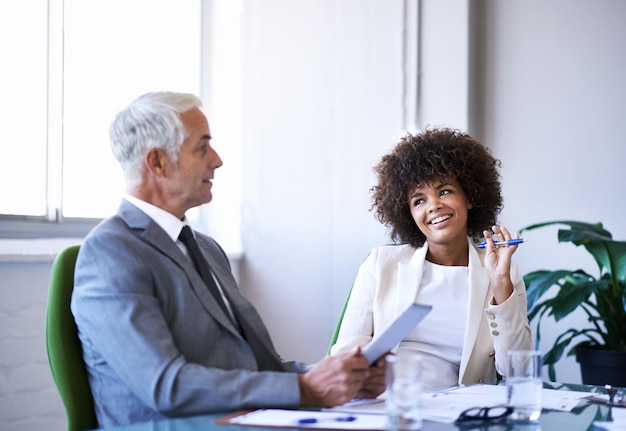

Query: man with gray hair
<box><xmin>71</xmin><ymin>91</ymin><xmax>385</xmax><ymax>428</ymax></box>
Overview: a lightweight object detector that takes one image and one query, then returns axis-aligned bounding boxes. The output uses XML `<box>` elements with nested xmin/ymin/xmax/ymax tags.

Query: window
<box><xmin>0</xmin><ymin>0</ymin><xmax>49</xmax><ymax>218</ymax></box>
<box><xmin>1</xmin><ymin>0</ymin><xmax>204</xmax><ymax>232</ymax></box>
<box><xmin>0</xmin><ymin>1</ymin><xmax>242</xmax><ymax>253</ymax></box>
<box><xmin>61</xmin><ymin>0</ymin><xmax>202</xmax><ymax>219</ymax></box>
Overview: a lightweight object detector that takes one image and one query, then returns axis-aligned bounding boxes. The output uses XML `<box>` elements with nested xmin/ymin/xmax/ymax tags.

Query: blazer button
<box><xmin>492</xmin><ymin>330</ymin><xmax>500</xmax><ymax>336</ymax></box>
<box><xmin>490</xmin><ymin>322</ymin><xmax>497</xmax><ymax>328</ymax></box>
<box><xmin>489</xmin><ymin>351</ymin><xmax>495</xmax><ymax>357</ymax></box>
<box><xmin>488</xmin><ymin>312</ymin><xmax>496</xmax><ymax>320</ymax></box>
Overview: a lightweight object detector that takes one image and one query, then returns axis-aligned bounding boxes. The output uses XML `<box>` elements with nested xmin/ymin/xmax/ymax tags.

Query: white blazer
<box><xmin>330</xmin><ymin>239</ymin><xmax>532</xmax><ymax>385</ymax></box>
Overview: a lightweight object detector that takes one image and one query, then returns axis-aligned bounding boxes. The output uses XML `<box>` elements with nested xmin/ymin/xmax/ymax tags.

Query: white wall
<box><xmin>237</xmin><ymin>0</ymin><xmax>401</xmax><ymax>362</ymax></box>
<box><xmin>0</xmin><ymin>262</ymin><xmax>65</xmax><ymax>431</ymax></box>
<box><xmin>1</xmin><ymin>0</ymin><xmax>625</xmax><ymax>428</ymax></box>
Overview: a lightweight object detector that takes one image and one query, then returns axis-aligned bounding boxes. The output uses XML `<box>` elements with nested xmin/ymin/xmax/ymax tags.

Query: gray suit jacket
<box><xmin>71</xmin><ymin>200</ymin><xmax>304</xmax><ymax>428</ymax></box>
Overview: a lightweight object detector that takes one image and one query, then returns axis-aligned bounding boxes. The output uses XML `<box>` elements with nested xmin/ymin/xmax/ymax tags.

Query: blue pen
<box><xmin>477</xmin><ymin>238</ymin><xmax>525</xmax><ymax>249</ymax></box>
<box><xmin>297</xmin><ymin>416</ymin><xmax>357</xmax><ymax>424</ymax></box>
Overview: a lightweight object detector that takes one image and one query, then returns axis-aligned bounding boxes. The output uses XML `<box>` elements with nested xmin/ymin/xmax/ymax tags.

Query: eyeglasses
<box><xmin>456</xmin><ymin>405</ymin><xmax>513</xmax><ymax>425</ymax></box>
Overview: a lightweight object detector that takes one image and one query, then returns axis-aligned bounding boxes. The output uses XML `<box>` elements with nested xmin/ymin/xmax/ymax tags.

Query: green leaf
<box><xmin>584</xmin><ymin>240</ymin><xmax>626</xmax><ymax>284</ymax></box>
<box><xmin>524</xmin><ymin>269</ymin><xmax>597</xmax><ymax>320</ymax></box>
<box><xmin>520</xmin><ymin>220</ymin><xmax>610</xmax><ymax>238</ymax></box>
<box><xmin>543</xmin><ymin>330</ymin><xmax>579</xmax><ymax>365</ymax></box>
<box><xmin>558</xmin><ymin>228</ymin><xmax>613</xmax><ymax>244</ymax></box>
<box><xmin>528</xmin><ymin>299</ymin><xmax>550</xmax><ymax>322</ymax></box>
<box><xmin>548</xmin><ymin>277</ymin><xmax>605</xmax><ymax>321</ymax></box>
<box><xmin>524</xmin><ymin>270</ymin><xmax>574</xmax><ymax>308</ymax></box>
<box><xmin>547</xmin><ymin>364</ymin><xmax>556</xmax><ymax>382</ymax></box>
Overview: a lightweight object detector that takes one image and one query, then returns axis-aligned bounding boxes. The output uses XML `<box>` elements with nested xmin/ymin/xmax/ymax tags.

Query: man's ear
<box><xmin>145</xmin><ymin>148</ymin><xmax>168</xmax><ymax>176</ymax></box>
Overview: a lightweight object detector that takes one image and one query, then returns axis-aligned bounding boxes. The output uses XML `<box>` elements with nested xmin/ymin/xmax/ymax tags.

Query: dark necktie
<box><xmin>178</xmin><ymin>225</ymin><xmax>232</xmax><ymax>320</ymax></box>
<box><xmin>179</xmin><ymin>226</ymin><xmax>284</xmax><ymax>372</ymax></box>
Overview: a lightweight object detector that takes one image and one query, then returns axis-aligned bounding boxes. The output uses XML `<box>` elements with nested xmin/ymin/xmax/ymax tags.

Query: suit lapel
<box><xmin>395</xmin><ymin>245</ymin><xmax>428</xmax><ymax>316</ymax></box>
<box><xmin>459</xmin><ymin>242</ymin><xmax>490</xmax><ymax>380</ymax></box>
<box><xmin>116</xmin><ymin>200</ymin><xmax>284</xmax><ymax>370</ymax></box>
<box><xmin>117</xmin><ymin>201</ymin><xmax>242</xmax><ymax>337</ymax></box>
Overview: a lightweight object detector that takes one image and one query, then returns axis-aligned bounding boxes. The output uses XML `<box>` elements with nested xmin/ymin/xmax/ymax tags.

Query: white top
<box><xmin>400</xmin><ymin>260</ymin><xmax>469</xmax><ymax>387</ymax></box>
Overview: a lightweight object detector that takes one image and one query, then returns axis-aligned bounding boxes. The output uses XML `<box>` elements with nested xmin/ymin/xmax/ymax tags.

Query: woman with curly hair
<box><xmin>330</xmin><ymin>128</ymin><xmax>532</xmax><ymax>387</ymax></box>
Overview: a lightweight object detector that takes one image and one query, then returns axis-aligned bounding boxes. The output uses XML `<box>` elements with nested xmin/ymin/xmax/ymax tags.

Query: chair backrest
<box><xmin>46</xmin><ymin>245</ymin><xmax>98</xmax><ymax>431</ymax></box>
<box><xmin>327</xmin><ymin>249</ymin><xmax>381</xmax><ymax>355</ymax></box>
<box><xmin>327</xmin><ymin>283</ymin><xmax>354</xmax><ymax>355</ymax></box>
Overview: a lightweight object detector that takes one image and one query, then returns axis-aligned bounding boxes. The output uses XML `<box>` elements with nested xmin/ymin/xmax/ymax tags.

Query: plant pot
<box><xmin>575</xmin><ymin>345</ymin><xmax>626</xmax><ymax>387</ymax></box>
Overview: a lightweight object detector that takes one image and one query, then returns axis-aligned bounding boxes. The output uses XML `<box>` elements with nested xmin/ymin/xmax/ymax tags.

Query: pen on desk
<box><xmin>296</xmin><ymin>416</ymin><xmax>357</xmax><ymax>424</ymax></box>
<box><xmin>476</xmin><ymin>238</ymin><xmax>526</xmax><ymax>249</ymax></box>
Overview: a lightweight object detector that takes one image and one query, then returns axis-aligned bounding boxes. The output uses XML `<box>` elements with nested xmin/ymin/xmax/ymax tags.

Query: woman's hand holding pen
<box><xmin>482</xmin><ymin>225</ymin><xmax>519</xmax><ymax>305</ymax></box>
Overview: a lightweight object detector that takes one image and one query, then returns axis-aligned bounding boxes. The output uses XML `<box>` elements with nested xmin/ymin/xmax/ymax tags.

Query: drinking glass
<box><xmin>386</xmin><ymin>350</ymin><xmax>422</xmax><ymax>430</ymax></box>
<box><xmin>507</xmin><ymin>350</ymin><xmax>542</xmax><ymax>422</ymax></box>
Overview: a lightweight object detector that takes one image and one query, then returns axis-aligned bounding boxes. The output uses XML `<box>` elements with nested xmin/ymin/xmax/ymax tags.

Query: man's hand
<box><xmin>298</xmin><ymin>346</ymin><xmax>370</xmax><ymax>407</ymax></box>
<box><xmin>357</xmin><ymin>356</ymin><xmax>387</xmax><ymax>399</ymax></box>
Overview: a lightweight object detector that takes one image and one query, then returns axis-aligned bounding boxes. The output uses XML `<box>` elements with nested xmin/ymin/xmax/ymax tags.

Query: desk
<box><xmin>104</xmin><ymin>383</ymin><xmax>614</xmax><ymax>431</ymax></box>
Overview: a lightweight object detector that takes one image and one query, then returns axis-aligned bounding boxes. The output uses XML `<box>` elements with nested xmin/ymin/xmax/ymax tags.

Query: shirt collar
<box><xmin>123</xmin><ymin>194</ymin><xmax>188</xmax><ymax>243</ymax></box>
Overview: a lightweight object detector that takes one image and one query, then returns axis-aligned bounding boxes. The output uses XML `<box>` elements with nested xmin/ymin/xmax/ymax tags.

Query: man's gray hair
<box><xmin>109</xmin><ymin>91</ymin><xmax>203</xmax><ymax>189</ymax></box>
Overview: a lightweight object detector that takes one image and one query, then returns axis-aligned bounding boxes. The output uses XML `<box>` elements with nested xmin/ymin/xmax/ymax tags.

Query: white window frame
<box><xmin>0</xmin><ymin>0</ymin><xmax>243</xmax><ymax>256</ymax></box>
<box><xmin>0</xmin><ymin>0</ymin><xmax>243</xmax><ymax>262</ymax></box>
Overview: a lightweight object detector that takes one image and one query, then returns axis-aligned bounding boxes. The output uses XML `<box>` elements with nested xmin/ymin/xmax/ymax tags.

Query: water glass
<box><xmin>386</xmin><ymin>350</ymin><xmax>422</xmax><ymax>430</ymax></box>
<box><xmin>507</xmin><ymin>350</ymin><xmax>542</xmax><ymax>422</ymax></box>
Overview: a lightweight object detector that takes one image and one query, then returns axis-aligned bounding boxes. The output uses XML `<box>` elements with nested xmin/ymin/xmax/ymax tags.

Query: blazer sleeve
<box><xmin>483</xmin><ymin>262</ymin><xmax>533</xmax><ymax>376</ymax></box>
<box><xmin>329</xmin><ymin>249</ymin><xmax>378</xmax><ymax>355</ymax></box>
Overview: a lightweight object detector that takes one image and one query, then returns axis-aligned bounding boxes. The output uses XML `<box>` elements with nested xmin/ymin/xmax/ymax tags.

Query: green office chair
<box><xmin>46</xmin><ymin>245</ymin><xmax>98</xmax><ymax>431</ymax></box>
<box><xmin>327</xmin><ymin>285</ymin><xmax>354</xmax><ymax>355</ymax></box>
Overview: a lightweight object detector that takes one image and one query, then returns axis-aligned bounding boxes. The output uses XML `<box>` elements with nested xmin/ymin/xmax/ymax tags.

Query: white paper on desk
<box><xmin>541</xmin><ymin>386</ymin><xmax>594</xmax><ymax>411</ymax></box>
<box><xmin>326</xmin><ymin>391</ymin><xmax>477</xmax><ymax>424</ymax></box>
<box><xmin>428</xmin><ymin>385</ymin><xmax>591</xmax><ymax>414</ymax></box>
<box><xmin>327</xmin><ymin>384</ymin><xmax>593</xmax><ymax>424</ymax></box>
<box><xmin>228</xmin><ymin>409</ymin><xmax>388</xmax><ymax>430</ymax></box>
<box><xmin>362</xmin><ymin>303</ymin><xmax>432</xmax><ymax>364</ymax></box>
<box><xmin>325</xmin><ymin>398</ymin><xmax>387</xmax><ymax>415</ymax></box>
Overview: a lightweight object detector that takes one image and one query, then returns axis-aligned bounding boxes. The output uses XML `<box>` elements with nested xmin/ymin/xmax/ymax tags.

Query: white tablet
<box><xmin>362</xmin><ymin>303</ymin><xmax>432</xmax><ymax>365</ymax></box>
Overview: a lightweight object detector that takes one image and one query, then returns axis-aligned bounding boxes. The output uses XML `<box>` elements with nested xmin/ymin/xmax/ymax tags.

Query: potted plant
<box><xmin>520</xmin><ymin>220</ymin><xmax>626</xmax><ymax>385</ymax></box>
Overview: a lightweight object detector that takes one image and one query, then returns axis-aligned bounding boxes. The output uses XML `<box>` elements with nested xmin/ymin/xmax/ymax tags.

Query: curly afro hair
<box><xmin>371</xmin><ymin>128</ymin><xmax>503</xmax><ymax>248</ymax></box>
